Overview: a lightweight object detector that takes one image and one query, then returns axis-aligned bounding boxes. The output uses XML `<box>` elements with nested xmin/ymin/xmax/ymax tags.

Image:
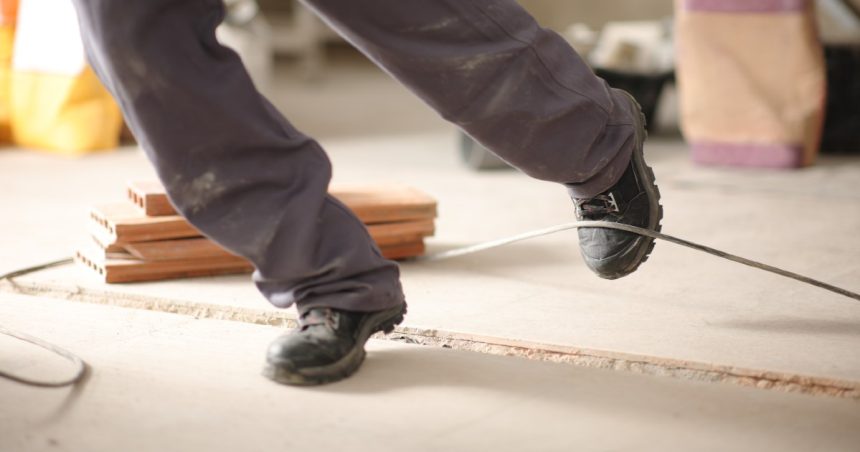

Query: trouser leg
<box><xmin>72</xmin><ymin>0</ymin><xmax>404</xmax><ymax>313</ymax></box>
<box><xmin>303</xmin><ymin>0</ymin><xmax>635</xmax><ymax>198</ymax></box>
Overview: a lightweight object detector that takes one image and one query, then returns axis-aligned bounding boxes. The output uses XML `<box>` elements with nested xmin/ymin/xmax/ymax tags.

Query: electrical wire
<box><xmin>1</xmin><ymin>258</ymin><xmax>88</xmax><ymax>388</ymax></box>
<box><xmin>415</xmin><ymin>221</ymin><xmax>860</xmax><ymax>303</ymax></box>
<box><xmin>0</xmin><ymin>325</ymin><xmax>87</xmax><ymax>388</ymax></box>
<box><xmin>0</xmin><ymin>258</ymin><xmax>74</xmax><ymax>281</ymax></box>
<box><xmin>1</xmin><ymin>220</ymin><xmax>858</xmax><ymax>388</ymax></box>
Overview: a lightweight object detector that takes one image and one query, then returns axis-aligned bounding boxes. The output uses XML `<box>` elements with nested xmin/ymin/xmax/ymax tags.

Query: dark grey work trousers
<box><xmin>71</xmin><ymin>0</ymin><xmax>636</xmax><ymax>313</ymax></box>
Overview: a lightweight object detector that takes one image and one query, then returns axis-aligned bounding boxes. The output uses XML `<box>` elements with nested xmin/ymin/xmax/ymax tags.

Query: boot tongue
<box><xmin>300</xmin><ymin>308</ymin><xmax>334</xmax><ymax>328</ymax></box>
<box><xmin>576</xmin><ymin>193</ymin><xmax>621</xmax><ymax>219</ymax></box>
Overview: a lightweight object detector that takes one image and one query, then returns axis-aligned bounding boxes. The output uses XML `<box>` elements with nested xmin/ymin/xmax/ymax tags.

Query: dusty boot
<box><xmin>569</xmin><ymin>90</ymin><xmax>663</xmax><ymax>280</ymax></box>
<box><xmin>263</xmin><ymin>303</ymin><xmax>406</xmax><ymax>385</ymax></box>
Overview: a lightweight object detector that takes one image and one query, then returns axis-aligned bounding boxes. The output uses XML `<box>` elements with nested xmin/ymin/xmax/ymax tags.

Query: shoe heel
<box><xmin>381</xmin><ymin>314</ymin><xmax>404</xmax><ymax>334</ymax></box>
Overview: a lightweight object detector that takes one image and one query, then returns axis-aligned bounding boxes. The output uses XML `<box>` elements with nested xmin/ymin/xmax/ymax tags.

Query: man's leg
<box><xmin>304</xmin><ymin>0</ymin><xmax>662</xmax><ymax>279</ymax></box>
<box><xmin>72</xmin><ymin>0</ymin><xmax>406</xmax><ymax>384</ymax></box>
<box><xmin>305</xmin><ymin>0</ymin><xmax>631</xmax><ymax>195</ymax></box>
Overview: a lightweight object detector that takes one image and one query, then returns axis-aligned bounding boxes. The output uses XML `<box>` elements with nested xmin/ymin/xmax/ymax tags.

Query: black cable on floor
<box><xmin>1</xmin><ymin>257</ymin><xmax>87</xmax><ymax>388</ymax></box>
<box><xmin>2</xmin><ymin>219</ymin><xmax>858</xmax><ymax>388</ymax></box>
<box><xmin>416</xmin><ymin>221</ymin><xmax>860</xmax><ymax>303</ymax></box>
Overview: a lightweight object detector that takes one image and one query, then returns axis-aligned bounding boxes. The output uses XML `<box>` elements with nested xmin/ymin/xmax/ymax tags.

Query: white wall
<box><xmin>520</xmin><ymin>0</ymin><xmax>675</xmax><ymax>30</ymax></box>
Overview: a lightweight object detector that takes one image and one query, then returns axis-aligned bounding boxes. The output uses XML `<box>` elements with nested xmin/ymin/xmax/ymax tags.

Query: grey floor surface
<box><xmin>3</xmin><ymin>133</ymin><xmax>859</xmax><ymax>396</ymax></box>
<box><xmin>2</xmin><ymin>293</ymin><xmax>859</xmax><ymax>452</ymax></box>
<box><xmin>1</xmin><ymin>56</ymin><xmax>859</xmax><ymax>450</ymax></box>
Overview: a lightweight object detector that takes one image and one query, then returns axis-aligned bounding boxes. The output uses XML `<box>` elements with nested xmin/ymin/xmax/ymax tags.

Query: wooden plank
<box><xmin>380</xmin><ymin>240</ymin><xmax>426</xmax><ymax>260</ymax></box>
<box><xmin>89</xmin><ymin>203</ymin><xmax>201</xmax><ymax>246</ymax></box>
<box><xmin>76</xmin><ymin>238</ymin><xmax>418</xmax><ymax>283</ymax></box>
<box><xmin>103</xmin><ymin>242</ymin><xmax>126</xmax><ymax>254</ymax></box>
<box><xmin>127</xmin><ymin>180</ymin><xmax>437</xmax><ymax>224</ymax></box>
<box><xmin>127</xmin><ymin>180</ymin><xmax>176</xmax><ymax>216</ymax></box>
<box><xmin>122</xmin><ymin>238</ymin><xmax>237</xmax><ymax>261</ymax></box>
<box><xmin>84</xmin><ymin>244</ymin><xmax>137</xmax><ymax>261</ymax></box>
<box><xmin>367</xmin><ymin>219</ymin><xmax>435</xmax><ymax>246</ymax></box>
<box><xmin>91</xmin><ymin>202</ymin><xmax>432</xmax><ymax>247</ymax></box>
<box><xmin>75</xmin><ymin>247</ymin><xmax>253</xmax><ymax>284</ymax></box>
<box><xmin>87</xmin><ymin>237</ymin><xmax>131</xmax><ymax>259</ymax></box>
<box><xmin>110</xmin><ymin>234</ymin><xmax>424</xmax><ymax>264</ymax></box>
<box><xmin>330</xmin><ymin>184</ymin><xmax>437</xmax><ymax>224</ymax></box>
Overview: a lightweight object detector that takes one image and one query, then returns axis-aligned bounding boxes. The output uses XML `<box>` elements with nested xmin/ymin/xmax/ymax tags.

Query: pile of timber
<box><xmin>76</xmin><ymin>181</ymin><xmax>437</xmax><ymax>283</ymax></box>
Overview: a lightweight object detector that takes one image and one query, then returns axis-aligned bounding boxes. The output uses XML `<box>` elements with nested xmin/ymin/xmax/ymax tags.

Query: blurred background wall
<box><xmin>257</xmin><ymin>0</ymin><xmax>676</xmax><ymax>34</ymax></box>
<box><xmin>513</xmin><ymin>0</ymin><xmax>673</xmax><ymax>28</ymax></box>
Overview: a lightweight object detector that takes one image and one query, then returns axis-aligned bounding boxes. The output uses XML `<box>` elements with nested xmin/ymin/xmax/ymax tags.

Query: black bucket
<box><xmin>822</xmin><ymin>44</ymin><xmax>860</xmax><ymax>153</ymax></box>
<box><xmin>595</xmin><ymin>68</ymin><xmax>673</xmax><ymax>133</ymax></box>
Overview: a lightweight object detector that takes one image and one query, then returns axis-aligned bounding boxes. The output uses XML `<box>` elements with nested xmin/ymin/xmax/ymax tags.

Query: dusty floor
<box><xmin>1</xmin><ymin>56</ymin><xmax>859</xmax><ymax>450</ymax></box>
<box><xmin>3</xmin><ymin>293</ymin><xmax>860</xmax><ymax>452</ymax></box>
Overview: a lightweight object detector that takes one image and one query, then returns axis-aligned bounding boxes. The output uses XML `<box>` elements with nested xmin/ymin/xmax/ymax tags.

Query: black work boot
<box><xmin>569</xmin><ymin>90</ymin><xmax>663</xmax><ymax>280</ymax></box>
<box><xmin>263</xmin><ymin>303</ymin><xmax>406</xmax><ymax>386</ymax></box>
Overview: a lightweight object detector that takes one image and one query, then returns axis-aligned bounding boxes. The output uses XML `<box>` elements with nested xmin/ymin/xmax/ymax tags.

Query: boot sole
<box><xmin>262</xmin><ymin>303</ymin><xmax>407</xmax><ymax>386</ymax></box>
<box><xmin>599</xmin><ymin>91</ymin><xmax>664</xmax><ymax>280</ymax></box>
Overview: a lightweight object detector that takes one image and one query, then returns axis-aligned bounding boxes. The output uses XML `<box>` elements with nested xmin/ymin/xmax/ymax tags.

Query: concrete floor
<box><xmin>4</xmin><ymin>135</ymin><xmax>860</xmax><ymax>392</ymax></box>
<box><xmin>1</xmin><ymin>56</ymin><xmax>859</xmax><ymax>448</ymax></box>
<box><xmin>3</xmin><ymin>294</ymin><xmax>859</xmax><ymax>452</ymax></box>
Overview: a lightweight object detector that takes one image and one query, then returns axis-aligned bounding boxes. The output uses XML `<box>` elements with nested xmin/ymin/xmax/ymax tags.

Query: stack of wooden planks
<box><xmin>76</xmin><ymin>181</ymin><xmax>437</xmax><ymax>283</ymax></box>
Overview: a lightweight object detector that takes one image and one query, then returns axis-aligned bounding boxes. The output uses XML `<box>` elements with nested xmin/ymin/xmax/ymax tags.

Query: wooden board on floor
<box><xmin>366</xmin><ymin>219</ymin><xmax>435</xmax><ymax>246</ymax></box>
<box><xmin>127</xmin><ymin>180</ymin><xmax>176</xmax><ymax>216</ymax></box>
<box><xmin>379</xmin><ymin>240</ymin><xmax>426</xmax><ymax>261</ymax></box>
<box><xmin>77</xmin><ymin>235</ymin><xmax>424</xmax><ymax>283</ymax></box>
<box><xmin>122</xmin><ymin>237</ymin><xmax>236</xmax><ymax>261</ymax></box>
<box><xmin>87</xmin><ymin>237</ymin><xmax>132</xmax><ymax>259</ymax></box>
<box><xmin>75</xmin><ymin>247</ymin><xmax>253</xmax><ymax>284</ymax></box>
<box><xmin>90</xmin><ymin>203</ymin><xmax>200</xmax><ymax>246</ymax></box>
<box><xmin>330</xmin><ymin>184</ymin><xmax>437</xmax><ymax>224</ymax></box>
<box><xmin>91</xmin><ymin>202</ymin><xmax>433</xmax><ymax>247</ymax></box>
<box><xmin>118</xmin><ymin>237</ymin><xmax>427</xmax><ymax>261</ymax></box>
<box><xmin>109</xmin><ymin>234</ymin><xmax>428</xmax><ymax>263</ymax></box>
<box><xmin>127</xmin><ymin>180</ymin><xmax>437</xmax><ymax>224</ymax></box>
<box><xmin>85</xmin><ymin>245</ymin><xmax>137</xmax><ymax>262</ymax></box>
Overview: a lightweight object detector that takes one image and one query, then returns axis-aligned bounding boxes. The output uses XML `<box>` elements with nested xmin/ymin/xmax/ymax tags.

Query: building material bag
<box><xmin>0</xmin><ymin>0</ymin><xmax>17</xmax><ymax>143</ymax></box>
<box><xmin>675</xmin><ymin>0</ymin><xmax>827</xmax><ymax>168</ymax></box>
<box><xmin>9</xmin><ymin>0</ymin><xmax>121</xmax><ymax>156</ymax></box>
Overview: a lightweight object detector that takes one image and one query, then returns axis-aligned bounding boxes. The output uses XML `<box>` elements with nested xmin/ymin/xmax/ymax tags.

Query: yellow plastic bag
<box><xmin>0</xmin><ymin>0</ymin><xmax>17</xmax><ymax>143</ymax></box>
<box><xmin>10</xmin><ymin>0</ymin><xmax>121</xmax><ymax>156</ymax></box>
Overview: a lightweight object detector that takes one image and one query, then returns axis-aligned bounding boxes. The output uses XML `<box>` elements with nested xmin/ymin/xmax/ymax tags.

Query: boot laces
<box><xmin>299</xmin><ymin>308</ymin><xmax>338</xmax><ymax>331</ymax></box>
<box><xmin>576</xmin><ymin>192</ymin><xmax>620</xmax><ymax>218</ymax></box>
